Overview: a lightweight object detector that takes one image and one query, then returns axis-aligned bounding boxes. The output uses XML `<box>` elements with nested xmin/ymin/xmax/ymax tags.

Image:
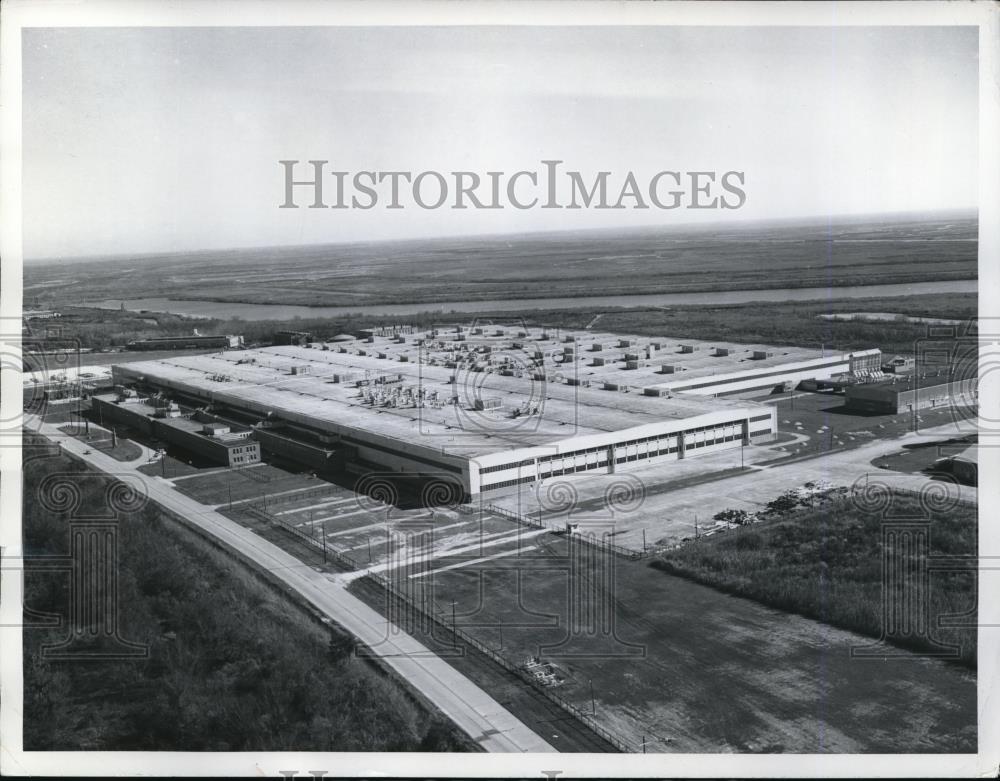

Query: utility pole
<box><xmin>321</xmin><ymin>519</ymin><xmax>327</xmax><ymax>563</ymax></box>
<box><xmin>590</xmin><ymin>678</ymin><xmax>596</xmax><ymax>715</ymax></box>
<box><xmin>642</xmin><ymin>735</ymin><xmax>646</xmax><ymax>754</ymax></box>
<box><xmin>367</xmin><ymin>534</ymin><xmax>373</xmax><ymax>562</ymax></box>
<box><xmin>695</xmin><ymin>514</ymin><xmax>699</xmax><ymax>540</ymax></box>
<box><xmin>499</xmin><ymin>614</ymin><xmax>503</xmax><ymax>650</ymax></box>
<box><xmin>642</xmin><ymin>528</ymin><xmax>647</xmax><ymax>552</ymax></box>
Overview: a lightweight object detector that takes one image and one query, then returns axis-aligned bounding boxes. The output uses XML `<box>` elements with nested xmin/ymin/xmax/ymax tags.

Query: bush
<box><xmin>652</xmin><ymin>495</ymin><xmax>977</xmax><ymax>667</ymax></box>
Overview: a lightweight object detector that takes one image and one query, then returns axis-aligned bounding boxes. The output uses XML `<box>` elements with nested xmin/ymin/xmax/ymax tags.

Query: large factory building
<box><xmin>107</xmin><ymin>327</ymin><xmax>881</xmax><ymax>499</ymax></box>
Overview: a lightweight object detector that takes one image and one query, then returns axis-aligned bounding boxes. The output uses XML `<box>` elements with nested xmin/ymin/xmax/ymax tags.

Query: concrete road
<box><xmin>29</xmin><ymin>417</ymin><xmax>556</xmax><ymax>754</ymax></box>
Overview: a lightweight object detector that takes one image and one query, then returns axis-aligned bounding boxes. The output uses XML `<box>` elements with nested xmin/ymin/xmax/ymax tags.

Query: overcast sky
<box><xmin>23</xmin><ymin>25</ymin><xmax>978</xmax><ymax>260</ymax></box>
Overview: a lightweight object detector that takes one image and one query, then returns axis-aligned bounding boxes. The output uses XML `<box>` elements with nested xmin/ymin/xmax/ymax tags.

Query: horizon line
<box><xmin>24</xmin><ymin>205</ymin><xmax>978</xmax><ymax>266</ymax></box>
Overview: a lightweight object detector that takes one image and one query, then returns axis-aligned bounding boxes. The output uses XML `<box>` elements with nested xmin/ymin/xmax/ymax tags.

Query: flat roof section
<box><xmin>311</xmin><ymin>328</ymin><xmax>859</xmax><ymax>395</ymax></box>
<box><xmin>114</xmin><ymin>344</ymin><xmax>771</xmax><ymax>459</ymax></box>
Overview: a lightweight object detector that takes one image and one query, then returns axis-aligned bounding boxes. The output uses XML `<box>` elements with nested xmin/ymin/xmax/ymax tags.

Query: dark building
<box><xmin>844</xmin><ymin>374</ymin><xmax>976</xmax><ymax>415</ymax></box>
<box><xmin>91</xmin><ymin>392</ymin><xmax>260</xmax><ymax>467</ymax></box>
<box><xmin>274</xmin><ymin>330</ymin><xmax>313</xmax><ymax>346</ymax></box>
<box><xmin>932</xmin><ymin>446</ymin><xmax>978</xmax><ymax>486</ymax></box>
<box><xmin>126</xmin><ymin>335</ymin><xmax>242</xmax><ymax>350</ymax></box>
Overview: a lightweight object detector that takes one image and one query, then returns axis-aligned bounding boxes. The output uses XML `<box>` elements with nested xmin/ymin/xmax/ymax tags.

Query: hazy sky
<box><xmin>23</xmin><ymin>25</ymin><xmax>978</xmax><ymax>260</ymax></box>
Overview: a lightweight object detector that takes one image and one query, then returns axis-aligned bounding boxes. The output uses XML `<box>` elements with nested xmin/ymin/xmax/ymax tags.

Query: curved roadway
<box><xmin>29</xmin><ymin>416</ymin><xmax>555</xmax><ymax>754</ymax></box>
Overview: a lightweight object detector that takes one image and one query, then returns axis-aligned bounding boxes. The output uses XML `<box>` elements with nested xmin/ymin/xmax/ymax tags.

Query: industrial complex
<box><xmin>99</xmin><ymin>325</ymin><xmax>891</xmax><ymax>499</ymax></box>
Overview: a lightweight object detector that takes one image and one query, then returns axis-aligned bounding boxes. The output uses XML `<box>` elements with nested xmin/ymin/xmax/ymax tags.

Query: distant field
<box><xmin>26</xmin><ymin>213</ymin><xmax>977</xmax><ymax>308</ymax></box>
<box><xmin>516</xmin><ymin>292</ymin><xmax>976</xmax><ymax>356</ymax></box>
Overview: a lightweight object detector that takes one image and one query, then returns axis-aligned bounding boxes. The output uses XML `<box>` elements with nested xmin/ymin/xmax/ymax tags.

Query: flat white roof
<box><xmin>115</xmin><ymin>343</ymin><xmax>771</xmax><ymax>459</ymax></box>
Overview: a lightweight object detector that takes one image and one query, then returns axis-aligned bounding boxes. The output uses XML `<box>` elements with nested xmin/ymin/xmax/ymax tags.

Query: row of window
<box><xmin>479</xmin><ymin>418</ymin><xmax>750</xmax><ymax>478</ymax></box>
<box><xmin>750</xmin><ymin>413</ymin><xmax>772</xmax><ymax>423</ymax></box>
<box><xmin>537</xmin><ymin>444</ymin><xmax>612</xmax><ymax>465</ymax></box>
<box><xmin>481</xmin><ymin>458</ymin><xmax>536</xmax><ymax>475</ymax></box>
<box><xmin>615</xmin><ymin>446</ymin><xmax>680</xmax><ymax>464</ymax></box>
<box><xmin>679</xmin><ymin>419</ymin><xmax>747</xmax><ymax>436</ymax></box>
<box><xmin>481</xmin><ymin>425</ymin><xmax>758</xmax><ymax>490</ymax></box>
<box><xmin>480</xmin><ymin>474</ymin><xmax>538</xmax><ymax>491</ymax></box>
<box><xmin>539</xmin><ymin>460</ymin><xmax>610</xmax><ymax>478</ymax></box>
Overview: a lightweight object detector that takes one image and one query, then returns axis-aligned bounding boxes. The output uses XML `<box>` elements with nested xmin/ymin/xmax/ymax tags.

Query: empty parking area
<box><xmin>221</xmin><ymin>479</ymin><xmax>534</xmax><ymax>571</ymax></box>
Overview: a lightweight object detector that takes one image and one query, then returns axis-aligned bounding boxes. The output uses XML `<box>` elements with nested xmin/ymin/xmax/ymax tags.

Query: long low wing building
<box><xmin>110</xmin><ymin>340</ymin><xmax>781</xmax><ymax>499</ymax></box>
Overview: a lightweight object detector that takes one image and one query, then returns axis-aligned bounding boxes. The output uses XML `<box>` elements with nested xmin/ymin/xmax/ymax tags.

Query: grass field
<box><xmin>57</xmin><ymin>423</ymin><xmax>143</xmax><ymax>462</ymax></box>
<box><xmin>652</xmin><ymin>493</ymin><xmax>977</xmax><ymax>667</ymax></box>
<box><xmin>872</xmin><ymin>436</ymin><xmax>975</xmax><ymax>475</ymax></box>
<box><xmin>27</xmin><ymin>213</ymin><xmax>975</xmax><ymax>310</ymax></box>
<box><xmin>21</xmin><ymin>440</ymin><xmax>475</xmax><ymax>751</ymax></box>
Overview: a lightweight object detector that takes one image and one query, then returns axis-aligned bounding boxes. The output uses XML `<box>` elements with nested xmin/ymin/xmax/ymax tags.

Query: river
<box><xmin>85</xmin><ymin>279</ymin><xmax>976</xmax><ymax>321</ymax></box>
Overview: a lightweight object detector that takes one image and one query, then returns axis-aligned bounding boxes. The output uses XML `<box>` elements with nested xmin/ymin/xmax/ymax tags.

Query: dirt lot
<box><xmin>387</xmin><ymin>535</ymin><xmax>976</xmax><ymax>753</ymax></box>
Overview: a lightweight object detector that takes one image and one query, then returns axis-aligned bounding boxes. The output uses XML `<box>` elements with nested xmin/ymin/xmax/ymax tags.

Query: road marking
<box><xmin>169</xmin><ymin>463</ymin><xmax>268</xmax><ymax>482</ymax></box>
<box><xmin>275</xmin><ymin>495</ymin><xmax>356</xmax><ymax>515</ymax></box>
<box><xmin>360</xmin><ymin>529</ymin><xmax>549</xmax><ymax>578</ymax></box>
<box><xmin>409</xmin><ymin>543</ymin><xmax>539</xmax><ymax>579</ymax></box>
